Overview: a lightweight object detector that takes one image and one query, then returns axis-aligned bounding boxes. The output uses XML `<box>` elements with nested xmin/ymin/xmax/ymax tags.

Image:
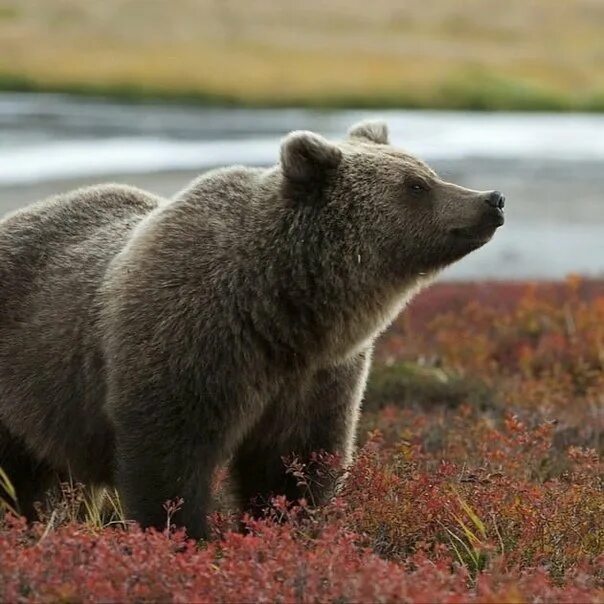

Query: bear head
<box><xmin>279</xmin><ymin>119</ymin><xmax>505</xmax><ymax>284</ymax></box>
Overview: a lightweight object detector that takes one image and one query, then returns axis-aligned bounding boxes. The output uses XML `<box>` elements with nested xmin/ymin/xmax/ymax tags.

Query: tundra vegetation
<box><xmin>1</xmin><ymin>277</ymin><xmax>602</xmax><ymax>602</ymax></box>
<box><xmin>1</xmin><ymin>0</ymin><xmax>603</xmax><ymax>110</ymax></box>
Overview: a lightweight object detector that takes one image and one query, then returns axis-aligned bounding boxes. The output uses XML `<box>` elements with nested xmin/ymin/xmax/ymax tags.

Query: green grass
<box><xmin>363</xmin><ymin>361</ymin><xmax>494</xmax><ymax>412</ymax></box>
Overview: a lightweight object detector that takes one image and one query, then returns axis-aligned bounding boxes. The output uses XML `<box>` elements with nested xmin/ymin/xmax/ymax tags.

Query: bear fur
<box><xmin>0</xmin><ymin>121</ymin><xmax>504</xmax><ymax>538</ymax></box>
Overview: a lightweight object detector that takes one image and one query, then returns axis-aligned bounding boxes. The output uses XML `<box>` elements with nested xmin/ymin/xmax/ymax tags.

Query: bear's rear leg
<box><xmin>0</xmin><ymin>423</ymin><xmax>57</xmax><ymax>519</ymax></box>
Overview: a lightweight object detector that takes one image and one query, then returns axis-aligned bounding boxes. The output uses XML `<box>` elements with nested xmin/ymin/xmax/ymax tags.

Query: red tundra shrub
<box><xmin>343</xmin><ymin>420</ymin><xmax>603</xmax><ymax>578</ymax></box>
<box><xmin>1</xmin><ymin>511</ymin><xmax>602</xmax><ymax>603</ymax></box>
<box><xmin>1</xmin><ymin>279</ymin><xmax>602</xmax><ymax>602</ymax></box>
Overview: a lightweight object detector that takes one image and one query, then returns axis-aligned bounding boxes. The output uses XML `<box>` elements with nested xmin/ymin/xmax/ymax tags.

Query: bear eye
<box><xmin>407</xmin><ymin>179</ymin><xmax>430</xmax><ymax>195</ymax></box>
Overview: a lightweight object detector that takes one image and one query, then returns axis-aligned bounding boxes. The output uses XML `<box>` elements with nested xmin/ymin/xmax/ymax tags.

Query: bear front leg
<box><xmin>108</xmin><ymin>357</ymin><xmax>266</xmax><ymax>542</ymax></box>
<box><xmin>231</xmin><ymin>347</ymin><xmax>371</xmax><ymax>515</ymax></box>
<box><xmin>108</xmin><ymin>370</ymin><xmax>229</xmax><ymax>541</ymax></box>
<box><xmin>114</xmin><ymin>429</ymin><xmax>215</xmax><ymax>540</ymax></box>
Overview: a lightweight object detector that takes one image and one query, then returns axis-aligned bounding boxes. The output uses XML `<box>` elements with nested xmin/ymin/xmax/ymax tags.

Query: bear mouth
<box><xmin>451</xmin><ymin>224</ymin><xmax>499</xmax><ymax>242</ymax></box>
<box><xmin>451</xmin><ymin>212</ymin><xmax>504</xmax><ymax>243</ymax></box>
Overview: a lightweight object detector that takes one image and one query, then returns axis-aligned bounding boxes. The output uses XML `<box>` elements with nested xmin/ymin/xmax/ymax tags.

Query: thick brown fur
<box><xmin>0</xmin><ymin>121</ymin><xmax>504</xmax><ymax>538</ymax></box>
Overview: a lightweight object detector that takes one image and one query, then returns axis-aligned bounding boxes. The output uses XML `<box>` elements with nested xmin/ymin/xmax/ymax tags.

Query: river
<box><xmin>1</xmin><ymin>93</ymin><xmax>603</xmax><ymax>280</ymax></box>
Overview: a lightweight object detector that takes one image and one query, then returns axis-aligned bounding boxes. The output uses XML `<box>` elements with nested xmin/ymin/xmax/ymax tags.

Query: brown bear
<box><xmin>0</xmin><ymin>121</ymin><xmax>504</xmax><ymax>539</ymax></box>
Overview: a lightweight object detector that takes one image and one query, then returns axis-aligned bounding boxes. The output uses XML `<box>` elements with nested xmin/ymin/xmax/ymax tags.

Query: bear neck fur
<box><xmin>135</xmin><ymin>165</ymin><xmax>435</xmax><ymax>370</ymax></box>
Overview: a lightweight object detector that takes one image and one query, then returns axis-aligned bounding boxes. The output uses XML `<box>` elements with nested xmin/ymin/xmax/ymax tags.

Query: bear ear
<box><xmin>348</xmin><ymin>120</ymin><xmax>389</xmax><ymax>145</ymax></box>
<box><xmin>280</xmin><ymin>131</ymin><xmax>342</xmax><ymax>183</ymax></box>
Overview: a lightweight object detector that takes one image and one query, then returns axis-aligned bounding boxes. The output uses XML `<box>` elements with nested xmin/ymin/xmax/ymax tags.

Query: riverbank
<box><xmin>1</xmin><ymin>0</ymin><xmax>603</xmax><ymax>112</ymax></box>
<box><xmin>2</xmin><ymin>71</ymin><xmax>603</xmax><ymax>112</ymax></box>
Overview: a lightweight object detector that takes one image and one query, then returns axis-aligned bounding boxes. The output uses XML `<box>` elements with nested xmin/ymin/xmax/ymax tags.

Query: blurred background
<box><xmin>1</xmin><ymin>0</ymin><xmax>603</xmax><ymax>279</ymax></box>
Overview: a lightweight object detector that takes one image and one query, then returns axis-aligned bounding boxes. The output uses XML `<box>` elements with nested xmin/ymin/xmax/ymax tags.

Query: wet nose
<box><xmin>485</xmin><ymin>191</ymin><xmax>505</xmax><ymax>209</ymax></box>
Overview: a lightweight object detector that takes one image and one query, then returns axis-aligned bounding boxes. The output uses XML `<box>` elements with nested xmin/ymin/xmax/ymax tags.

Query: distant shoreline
<box><xmin>2</xmin><ymin>74</ymin><xmax>603</xmax><ymax>113</ymax></box>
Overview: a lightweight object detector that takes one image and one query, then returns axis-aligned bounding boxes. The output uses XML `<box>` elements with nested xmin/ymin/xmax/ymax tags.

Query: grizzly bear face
<box><xmin>279</xmin><ymin>120</ymin><xmax>504</xmax><ymax>283</ymax></box>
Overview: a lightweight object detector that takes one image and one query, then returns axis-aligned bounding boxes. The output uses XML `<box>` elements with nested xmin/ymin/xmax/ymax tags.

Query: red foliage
<box><xmin>1</xmin><ymin>511</ymin><xmax>601</xmax><ymax>603</ymax></box>
<box><xmin>376</xmin><ymin>278</ymin><xmax>604</xmax><ymax>429</ymax></box>
<box><xmin>1</xmin><ymin>278</ymin><xmax>603</xmax><ymax>602</ymax></box>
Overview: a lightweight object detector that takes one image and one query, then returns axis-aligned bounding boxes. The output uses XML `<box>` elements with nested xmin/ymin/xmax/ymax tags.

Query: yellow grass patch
<box><xmin>1</xmin><ymin>1</ymin><xmax>603</xmax><ymax>107</ymax></box>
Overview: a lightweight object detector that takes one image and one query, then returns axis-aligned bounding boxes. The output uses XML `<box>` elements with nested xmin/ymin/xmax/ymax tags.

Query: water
<box><xmin>1</xmin><ymin>92</ymin><xmax>603</xmax><ymax>279</ymax></box>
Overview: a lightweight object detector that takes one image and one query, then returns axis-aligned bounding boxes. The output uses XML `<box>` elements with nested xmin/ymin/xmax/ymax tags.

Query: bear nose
<box><xmin>485</xmin><ymin>190</ymin><xmax>505</xmax><ymax>209</ymax></box>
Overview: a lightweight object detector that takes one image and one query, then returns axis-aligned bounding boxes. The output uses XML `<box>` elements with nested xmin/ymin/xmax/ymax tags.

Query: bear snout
<box><xmin>482</xmin><ymin>205</ymin><xmax>505</xmax><ymax>228</ymax></box>
<box><xmin>484</xmin><ymin>190</ymin><xmax>505</xmax><ymax>210</ymax></box>
<box><xmin>475</xmin><ymin>190</ymin><xmax>506</xmax><ymax>230</ymax></box>
<box><xmin>450</xmin><ymin>199</ymin><xmax>504</xmax><ymax>242</ymax></box>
